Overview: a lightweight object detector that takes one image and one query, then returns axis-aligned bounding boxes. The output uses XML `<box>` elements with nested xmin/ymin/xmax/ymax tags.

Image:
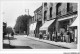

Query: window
<box><xmin>44</xmin><ymin>11</ymin><xmax>47</xmax><ymax>21</ymax></box>
<box><xmin>56</xmin><ymin>3</ymin><xmax>62</xmax><ymax>16</ymax></box>
<box><xmin>50</xmin><ymin>7</ymin><xmax>52</xmax><ymax>18</ymax></box>
<box><xmin>67</xmin><ymin>3</ymin><xmax>70</xmax><ymax>12</ymax></box>
<box><xmin>67</xmin><ymin>3</ymin><xmax>73</xmax><ymax>13</ymax></box>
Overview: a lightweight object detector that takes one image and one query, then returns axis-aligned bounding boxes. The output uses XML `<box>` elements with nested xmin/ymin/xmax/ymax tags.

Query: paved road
<box><xmin>4</xmin><ymin>35</ymin><xmax>66</xmax><ymax>49</ymax></box>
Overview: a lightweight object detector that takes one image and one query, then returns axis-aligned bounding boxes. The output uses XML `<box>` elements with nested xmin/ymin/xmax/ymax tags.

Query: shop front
<box><xmin>58</xmin><ymin>19</ymin><xmax>70</xmax><ymax>32</ymax></box>
<box><xmin>69</xmin><ymin>17</ymin><xmax>78</xmax><ymax>44</ymax></box>
<box><xmin>58</xmin><ymin>15</ymin><xmax>77</xmax><ymax>32</ymax></box>
<box><xmin>39</xmin><ymin>19</ymin><xmax>55</xmax><ymax>40</ymax></box>
<box><xmin>57</xmin><ymin>15</ymin><xmax>78</xmax><ymax>43</ymax></box>
<box><xmin>40</xmin><ymin>19</ymin><xmax>55</xmax><ymax>34</ymax></box>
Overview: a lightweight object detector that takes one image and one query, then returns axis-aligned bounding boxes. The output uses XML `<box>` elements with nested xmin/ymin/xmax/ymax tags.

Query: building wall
<box><xmin>69</xmin><ymin>3</ymin><xmax>77</xmax><ymax>12</ymax></box>
<box><xmin>43</xmin><ymin>3</ymin><xmax>57</xmax><ymax>21</ymax></box>
<box><xmin>44</xmin><ymin>3</ymin><xmax>56</xmax><ymax>21</ymax></box>
<box><xmin>52</xmin><ymin>3</ymin><xmax>56</xmax><ymax>19</ymax></box>
<box><xmin>34</xmin><ymin>2</ymin><xmax>78</xmax><ymax>42</ymax></box>
<box><xmin>72</xmin><ymin>3</ymin><xmax>77</xmax><ymax>12</ymax></box>
<box><xmin>34</xmin><ymin>3</ymin><xmax>77</xmax><ymax>30</ymax></box>
<box><xmin>33</xmin><ymin>5</ymin><xmax>43</xmax><ymax>37</ymax></box>
<box><xmin>42</xmin><ymin>2</ymin><xmax>77</xmax><ymax>22</ymax></box>
<box><xmin>42</xmin><ymin>2</ymin><xmax>77</xmax><ymax>32</ymax></box>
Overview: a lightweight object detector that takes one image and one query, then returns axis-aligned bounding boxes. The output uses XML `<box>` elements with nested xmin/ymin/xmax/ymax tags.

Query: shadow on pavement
<box><xmin>3</xmin><ymin>43</ymin><xmax>32</xmax><ymax>49</ymax></box>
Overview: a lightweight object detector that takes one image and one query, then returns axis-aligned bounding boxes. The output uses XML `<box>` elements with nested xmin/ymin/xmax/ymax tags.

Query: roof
<box><xmin>34</xmin><ymin>5</ymin><xmax>43</xmax><ymax>13</ymax></box>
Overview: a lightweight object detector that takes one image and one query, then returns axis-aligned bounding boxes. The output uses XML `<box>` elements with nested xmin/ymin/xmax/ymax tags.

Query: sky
<box><xmin>1</xmin><ymin>1</ymin><xmax>42</xmax><ymax>28</ymax></box>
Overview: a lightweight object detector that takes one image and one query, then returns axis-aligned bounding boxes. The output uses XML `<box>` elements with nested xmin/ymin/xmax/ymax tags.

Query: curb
<box><xmin>26</xmin><ymin>36</ymin><xmax>70</xmax><ymax>49</ymax></box>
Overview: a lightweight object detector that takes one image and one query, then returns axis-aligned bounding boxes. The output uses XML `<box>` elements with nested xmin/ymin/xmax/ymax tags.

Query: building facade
<box><xmin>30</xmin><ymin>2</ymin><xmax>78</xmax><ymax>43</ymax></box>
<box><xmin>29</xmin><ymin>5</ymin><xmax>43</xmax><ymax>37</ymax></box>
<box><xmin>39</xmin><ymin>2</ymin><xmax>77</xmax><ymax>42</ymax></box>
<box><xmin>34</xmin><ymin>5</ymin><xmax>43</xmax><ymax>38</ymax></box>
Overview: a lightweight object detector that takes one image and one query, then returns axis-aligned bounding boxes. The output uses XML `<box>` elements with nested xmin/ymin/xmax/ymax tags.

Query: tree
<box><xmin>14</xmin><ymin>15</ymin><xmax>32</xmax><ymax>34</ymax></box>
<box><xmin>6</xmin><ymin>27</ymin><xmax>13</xmax><ymax>34</ymax></box>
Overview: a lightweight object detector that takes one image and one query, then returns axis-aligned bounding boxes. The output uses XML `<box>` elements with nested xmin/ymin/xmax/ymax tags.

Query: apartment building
<box><xmin>39</xmin><ymin>2</ymin><xmax>78</xmax><ymax>42</ymax></box>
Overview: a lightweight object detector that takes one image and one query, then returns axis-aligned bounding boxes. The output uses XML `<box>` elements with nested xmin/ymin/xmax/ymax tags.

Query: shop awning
<box><xmin>70</xmin><ymin>18</ymin><xmax>79</xmax><ymax>27</ymax></box>
<box><xmin>30</xmin><ymin>22</ymin><xmax>37</xmax><ymax>31</ymax></box>
<box><xmin>40</xmin><ymin>19</ymin><xmax>55</xmax><ymax>30</ymax></box>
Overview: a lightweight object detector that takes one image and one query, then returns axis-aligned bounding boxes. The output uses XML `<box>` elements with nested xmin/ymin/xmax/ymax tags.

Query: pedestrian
<box><xmin>52</xmin><ymin>32</ymin><xmax>55</xmax><ymax>41</ymax></box>
<box><xmin>39</xmin><ymin>32</ymin><xmax>42</xmax><ymax>39</ymax></box>
<box><xmin>57</xmin><ymin>33</ymin><xmax>60</xmax><ymax>41</ymax></box>
<box><xmin>47</xmin><ymin>32</ymin><xmax>49</xmax><ymax>40</ymax></box>
<box><xmin>67</xmin><ymin>30</ymin><xmax>72</xmax><ymax>43</ymax></box>
<box><xmin>70</xmin><ymin>30</ymin><xmax>74</xmax><ymax>42</ymax></box>
<box><xmin>60</xmin><ymin>31</ymin><xmax>63</xmax><ymax>42</ymax></box>
<box><xmin>50</xmin><ymin>32</ymin><xmax>52</xmax><ymax>41</ymax></box>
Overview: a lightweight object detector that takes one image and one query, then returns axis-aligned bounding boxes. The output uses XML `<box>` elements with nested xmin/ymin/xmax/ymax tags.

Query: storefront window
<box><xmin>59</xmin><ymin>20</ymin><xmax>69</xmax><ymax>32</ymax></box>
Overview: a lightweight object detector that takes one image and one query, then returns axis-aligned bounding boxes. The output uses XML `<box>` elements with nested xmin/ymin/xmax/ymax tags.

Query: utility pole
<box><xmin>25</xmin><ymin>9</ymin><xmax>29</xmax><ymax>15</ymax></box>
<box><xmin>42</xmin><ymin>3</ymin><xmax>44</xmax><ymax>24</ymax></box>
<box><xmin>25</xmin><ymin>9</ymin><xmax>29</xmax><ymax>35</ymax></box>
<box><xmin>28</xmin><ymin>9</ymin><xmax>29</xmax><ymax>16</ymax></box>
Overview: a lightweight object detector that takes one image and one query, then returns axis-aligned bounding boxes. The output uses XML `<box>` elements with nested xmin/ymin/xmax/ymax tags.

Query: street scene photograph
<box><xmin>2</xmin><ymin>1</ymin><xmax>78</xmax><ymax>49</ymax></box>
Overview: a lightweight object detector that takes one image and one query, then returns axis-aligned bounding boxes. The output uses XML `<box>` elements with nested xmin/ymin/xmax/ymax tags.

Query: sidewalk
<box><xmin>26</xmin><ymin>36</ymin><xmax>77</xmax><ymax>49</ymax></box>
